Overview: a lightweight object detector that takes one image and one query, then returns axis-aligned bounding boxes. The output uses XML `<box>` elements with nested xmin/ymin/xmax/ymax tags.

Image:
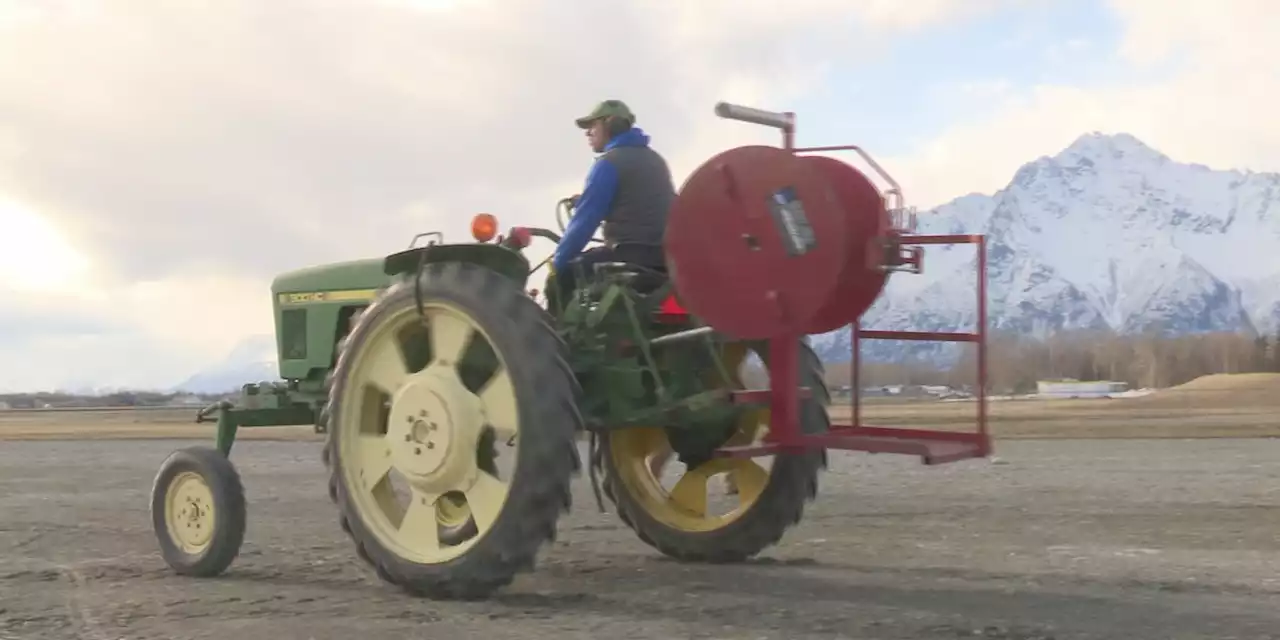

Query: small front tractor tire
<box><xmin>323</xmin><ymin>261</ymin><xmax>582</xmax><ymax>600</ymax></box>
<box><xmin>150</xmin><ymin>446</ymin><xmax>247</xmax><ymax>577</ymax></box>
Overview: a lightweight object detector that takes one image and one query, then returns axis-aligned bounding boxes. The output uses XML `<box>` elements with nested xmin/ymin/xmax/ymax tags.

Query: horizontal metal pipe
<box><xmin>650</xmin><ymin>325</ymin><xmax>716</xmax><ymax>346</ymax></box>
<box><xmin>714</xmin><ymin>102</ymin><xmax>794</xmax><ymax>131</ymax></box>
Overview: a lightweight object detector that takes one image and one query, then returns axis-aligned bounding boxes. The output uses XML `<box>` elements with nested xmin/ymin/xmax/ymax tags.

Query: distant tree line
<box><xmin>824</xmin><ymin>328</ymin><xmax>1280</xmax><ymax>394</ymax></box>
<box><xmin>0</xmin><ymin>390</ymin><xmax>225</xmax><ymax>410</ymax></box>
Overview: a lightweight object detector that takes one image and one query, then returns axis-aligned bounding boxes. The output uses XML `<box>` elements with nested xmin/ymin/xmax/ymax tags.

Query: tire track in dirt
<box><xmin>57</xmin><ymin>563</ymin><xmax>114</xmax><ymax>640</ymax></box>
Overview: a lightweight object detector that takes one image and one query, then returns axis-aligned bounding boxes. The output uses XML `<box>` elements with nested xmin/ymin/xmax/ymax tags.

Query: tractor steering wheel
<box><xmin>555</xmin><ymin>196</ymin><xmax>606</xmax><ymax>245</ymax></box>
<box><xmin>500</xmin><ymin>194</ymin><xmax>607</xmax><ymax>278</ymax></box>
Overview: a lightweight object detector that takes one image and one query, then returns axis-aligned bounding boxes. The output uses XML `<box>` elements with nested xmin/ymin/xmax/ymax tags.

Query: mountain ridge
<box><xmin>810</xmin><ymin>130</ymin><xmax>1280</xmax><ymax>364</ymax></box>
<box><xmin>171</xmin><ymin>334</ymin><xmax>278</xmax><ymax>394</ymax></box>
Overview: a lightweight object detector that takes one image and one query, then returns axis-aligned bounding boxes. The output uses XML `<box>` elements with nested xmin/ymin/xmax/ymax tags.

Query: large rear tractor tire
<box><xmin>323</xmin><ymin>261</ymin><xmax>582</xmax><ymax>600</ymax></box>
<box><xmin>600</xmin><ymin>341</ymin><xmax>829</xmax><ymax>562</ymax></box>
<box><xmin>150</xmin><ymin>446</ymin><xmax>247</xmax><ymax>577</ymax></box>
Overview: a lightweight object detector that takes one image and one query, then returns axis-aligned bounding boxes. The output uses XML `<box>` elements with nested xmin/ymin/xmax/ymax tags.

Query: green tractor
<box><xmin>149</xmin><ymin>101</ymin><xmax>991</xmax><ymax>600</ymax></box>
<box><xmin>150</xmin><ymin>200</ymin><xmax>831</xmax><ymax>600</ymax></box>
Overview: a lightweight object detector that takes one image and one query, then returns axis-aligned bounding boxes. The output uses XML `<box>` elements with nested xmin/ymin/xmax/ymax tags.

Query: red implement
<box><xmin>798</xmin><ymin>155</ymin><xmax>892</xmax><ymax>335</ymax></box>
<box><xmin>665</xmin><ymin>101</ymin><xmax>991</xmax><ymax>466</ymax></box>
<box><xmin>664</xmin><ymin>145</ymin><xmax>849</xmax><ymax>339</ymax></box>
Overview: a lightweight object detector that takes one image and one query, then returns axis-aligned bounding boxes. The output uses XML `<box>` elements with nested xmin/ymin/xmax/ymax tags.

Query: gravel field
<box><xmin>2</xmin><ymin>437</ymin><xmax>1278</xmax><ymax>640</ymax></box>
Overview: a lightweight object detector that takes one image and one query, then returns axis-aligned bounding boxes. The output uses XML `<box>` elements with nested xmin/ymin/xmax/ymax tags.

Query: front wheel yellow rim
<box><xmin>164</xmin><ymin>471</ymin><xmax>216</xmax><ymax>554</ymax></box>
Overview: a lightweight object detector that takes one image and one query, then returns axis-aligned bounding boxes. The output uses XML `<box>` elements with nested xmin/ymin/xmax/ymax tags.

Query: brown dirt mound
<box><xmin>1133</xmin><ymin>372</ymin><xmax>1280</xmax><ymax>410</ymax></box>
<box><xmin>1165</xmin><ymin>372</ymin><xmax>1280</xmax><ymax>392</ymax></box>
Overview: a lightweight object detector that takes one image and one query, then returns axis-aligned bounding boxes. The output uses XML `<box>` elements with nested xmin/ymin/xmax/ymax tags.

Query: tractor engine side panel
<box><xmin>272</xmin><ymin>297</ymin><xmax>373</xmax><ymax>381</ymax></box>
<box><xmin>271</xmin><ymin>258</ymin><xmax>395</xmax><ymax>381</ymax></box>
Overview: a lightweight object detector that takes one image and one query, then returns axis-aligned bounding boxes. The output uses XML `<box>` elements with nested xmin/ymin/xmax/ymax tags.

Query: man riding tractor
<box><xmin>550</xmin><ymin>99</ymin><xmax>674</xmax><ymax>298</ymax></box>
<box><xmin>550</xmin><ymin>100</ymin><xmax>738</xmax><ymax>494</ymax></box>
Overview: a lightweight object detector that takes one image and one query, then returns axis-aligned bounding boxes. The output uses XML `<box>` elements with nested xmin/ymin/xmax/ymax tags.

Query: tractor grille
<box><xmin>281</xmin><ymin>308</ymin><xmax>307</xmax><ymax>360</ymax></box>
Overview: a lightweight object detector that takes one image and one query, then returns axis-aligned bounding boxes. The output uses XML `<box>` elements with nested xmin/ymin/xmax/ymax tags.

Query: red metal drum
<box><xmin>800</xmin><ymin>155</ymin><xmax>892</xmax><ymax>334</ymax></box>
<box><xmin>664</xmin><ymin>145</ymin><xmax>850</xmax><ymax>339</ymax></box>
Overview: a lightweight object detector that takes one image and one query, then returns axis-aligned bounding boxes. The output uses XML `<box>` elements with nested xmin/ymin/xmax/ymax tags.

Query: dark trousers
<box><xmin>552</xmin><ymin>243</ymin><xmax>665</xmax><ymax>305</ymax></box>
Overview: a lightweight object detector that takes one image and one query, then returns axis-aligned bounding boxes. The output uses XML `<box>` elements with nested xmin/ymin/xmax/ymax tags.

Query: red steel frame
<box><xmin>710</xmin><ymin>104</ymin><xmax>992</xmax><ymax>466</ymax></box>
<box><xmin>842</xmin><ymin>233</ymin><xmax>990</xmax><ymax>464</ymax></box>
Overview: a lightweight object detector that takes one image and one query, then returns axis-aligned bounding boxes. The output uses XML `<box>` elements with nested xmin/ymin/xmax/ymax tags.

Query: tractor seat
<box><xmin>592</xmin><ymin>262</ymin><xmax>668</xmax><ymax>294</ymax></box>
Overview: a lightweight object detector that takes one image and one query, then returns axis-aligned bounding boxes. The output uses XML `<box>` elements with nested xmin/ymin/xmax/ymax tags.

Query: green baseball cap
<box><xmin>575</xmin><ymin>99</ymin><xmax>635</xmax><ymax>129</ymax></box>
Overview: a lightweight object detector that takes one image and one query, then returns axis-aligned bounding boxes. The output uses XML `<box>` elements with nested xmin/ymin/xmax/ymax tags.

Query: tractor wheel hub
<box><xmin>387</xmin><ymin>368</ymin><xmax>483</xmax><ymax>488</ymax></box>
<box><xmin>166</xmin><ymin>472</ymin><xmax>215</xmax><ymax>551</ymax></box>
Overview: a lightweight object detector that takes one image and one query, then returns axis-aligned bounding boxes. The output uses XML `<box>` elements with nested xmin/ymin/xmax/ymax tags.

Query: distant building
<box><xmin>857</xmin><ymin>384</ymin><xmax>966</xmax><ymax>399</ymax></box>
<box><xmin>168</xmin><ymin>394</ymin><xmax>207</xmax><ymax>407</ymax></box>
<box><xmin>1036</xmin><ymin>379</ymin><xmax>1127</xmax><ymax>398</ymax></box>
<box><xmin>860</xmin><ymin>385</ymin><xmax>903</xmax><ymax>397</ymax></box>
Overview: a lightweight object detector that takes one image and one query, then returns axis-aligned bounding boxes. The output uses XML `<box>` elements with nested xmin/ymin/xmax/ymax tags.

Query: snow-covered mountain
<box><xmin>810</xmin><ymin>131</ymin><xmax>1280</xmax><ymax>364</ymax></box>
<box><xmin>171</xmin><ymin>334</ymin><xmax>279</xmax><ymax>394</ymax></box>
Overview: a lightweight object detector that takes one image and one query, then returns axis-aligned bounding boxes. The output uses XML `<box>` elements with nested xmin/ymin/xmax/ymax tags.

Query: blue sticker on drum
<box><xmin>767</xmin><ymin>186</ymin><xmax>816</xmax><ymax>257</ymax></box>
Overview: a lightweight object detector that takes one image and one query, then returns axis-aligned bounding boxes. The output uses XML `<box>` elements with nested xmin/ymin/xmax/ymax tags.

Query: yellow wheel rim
<box><xmin>165</xmin><ymin>471</ymin><xmax>216</xmax><ymax>554</ymax></box>
<box><xmin>336</xmin><ymin>300</ymin><xmax>519</xmax><ymax>564</ymax></box>
<box><xmin>607</xmin><ymin>343</ymin><xmax>773</xmax><ymax>532</ymax></box>
<box><xmin>435</xmin><ymin>492</ymin><xmax>471</xmax><ymax>529</ymax></box>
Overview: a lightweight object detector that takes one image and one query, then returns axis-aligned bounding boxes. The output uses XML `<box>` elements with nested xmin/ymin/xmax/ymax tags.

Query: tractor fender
<box><xmin>383</xmin><ymin>243</ymin><xmax>531</xmax><ymax>288</ymax></box>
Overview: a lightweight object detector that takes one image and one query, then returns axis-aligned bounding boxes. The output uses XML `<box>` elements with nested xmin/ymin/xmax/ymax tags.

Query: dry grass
<box><xmin>2</xmin><ymin>373</ymin><xmax>1279</xmax><ymax>442</ymax></box>
<box><xmin>836</xmin><ymin>372</ymin><xmax>1280</xmax><ymax>439</ymax></box>
<box><xmin>0</xmin><ymin>406</ymin><xmax>319</xmax><ymax>442</ymax></box>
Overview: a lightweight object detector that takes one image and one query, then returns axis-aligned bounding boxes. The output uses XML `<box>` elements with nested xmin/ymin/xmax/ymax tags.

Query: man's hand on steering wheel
<box><xmin>558</xmin><ymin>194</ymin><xmax>605</xmax><ymax>244</ymax></box>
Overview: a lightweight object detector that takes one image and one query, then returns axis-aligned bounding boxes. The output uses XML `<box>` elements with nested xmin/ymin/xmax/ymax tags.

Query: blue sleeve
<box><xmin>553</xmin><ymin>158</ymin><xmax>618</xmax><ymax>272</ymax></box>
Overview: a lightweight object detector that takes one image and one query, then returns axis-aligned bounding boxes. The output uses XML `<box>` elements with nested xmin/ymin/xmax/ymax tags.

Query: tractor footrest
<box><xmin>713</xmin><ymin>425</ymin><xmax>988</xmax><ymax>466</ymax></box>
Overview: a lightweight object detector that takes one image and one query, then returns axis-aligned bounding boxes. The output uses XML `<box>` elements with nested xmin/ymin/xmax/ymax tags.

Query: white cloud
<box><xmin>884</xmin><ymin>0</ymin><xmax>1280</xmax><ymax>209</ymax></box>
<box><xmin>0</xmin><ymin>0</ymin><xmax>1013</xmax><ymax>391</ymax></box>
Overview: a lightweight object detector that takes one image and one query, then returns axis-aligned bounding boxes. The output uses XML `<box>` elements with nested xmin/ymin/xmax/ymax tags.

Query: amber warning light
<box><xmin>471</xmin><ymin>213</ymin><xmax>498</xmax><ymax>242</ymax></box>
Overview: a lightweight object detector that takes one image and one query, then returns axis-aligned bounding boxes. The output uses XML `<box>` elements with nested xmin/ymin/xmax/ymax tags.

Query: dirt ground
<box><xmin>2</xmin><ymin>436</ymin><xmax>1278</xmax><ymax>640</ymax></box>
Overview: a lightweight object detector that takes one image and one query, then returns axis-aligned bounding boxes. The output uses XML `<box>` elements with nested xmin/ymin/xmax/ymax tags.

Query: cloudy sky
<box><xmin>0</xmin><ymin>0</ymin><xmax>1274</xmax><ymax>392</ymax></box>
